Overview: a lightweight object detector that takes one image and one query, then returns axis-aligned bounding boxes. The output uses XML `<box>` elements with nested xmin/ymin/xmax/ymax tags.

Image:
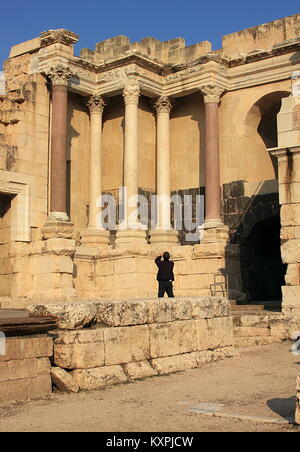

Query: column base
<box><xmin>41</xmin><ymin>219</ymin><xmax>74</xmax><ymax>239</ymax></box>
<box><xmin>149</xmin><ymin>229</ymin><xmax>179</xmax><ymax>246</ymax></box>
<box><xmin>116</xmin><ymin>229</ymin><xmax>147</xmax><ymax>246</ymax></box>
<box><xmin>199</xmin><ymin>219</ymin><xmax>229</xmax><ymax>243</ymax></box>
<box><xmin>80</xmin><ymin>228</ymin><xmax>109</xmax><ymax>246</ymax></box>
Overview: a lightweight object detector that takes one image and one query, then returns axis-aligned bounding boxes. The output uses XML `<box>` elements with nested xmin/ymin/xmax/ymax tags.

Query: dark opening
<box><xmin>240</xmin><ymin>216</ymin><xmax>286</xmax><ymax>301</ymax></box>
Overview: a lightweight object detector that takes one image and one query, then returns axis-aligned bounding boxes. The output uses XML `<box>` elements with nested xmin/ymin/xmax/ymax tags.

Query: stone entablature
<box><xmin>5</xmin><ymin>14</ymin><xmax>297</xmax><ymax>100</ymax></box>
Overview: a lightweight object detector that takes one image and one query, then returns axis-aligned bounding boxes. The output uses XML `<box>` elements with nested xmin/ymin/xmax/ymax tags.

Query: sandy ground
<box><xmin>0</xmin><ymin>342</ymin><xmax>300</xmax><ymax>433</ymax></box>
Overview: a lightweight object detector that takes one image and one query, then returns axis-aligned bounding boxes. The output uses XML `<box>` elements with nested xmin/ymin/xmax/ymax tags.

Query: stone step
<box><xmin>234</xmin><ymin>336</ymin><xmax>281</xmax><ymax>347</ymax></box>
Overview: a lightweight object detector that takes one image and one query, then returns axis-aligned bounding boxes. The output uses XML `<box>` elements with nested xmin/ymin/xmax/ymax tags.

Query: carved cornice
<box><xmin>123</xmin><ymin>82</ymin><xmax>140</xmax><ymax>105</ymax></box>
<box><xmin>153</xmin><ymin>96</ymin><xmax>172</xmax><ymax>114</ymax></box>
<box><xmin>46</xmin><ymin>64</ymin><xmax>74</xmax><ymax>86</ymax></box>
<box><xmin>199</xmin><ymin>85</ymin><xmax>224</xmax><ymax>103</ymax></box>
<box><xmin>41</xmin><ymin>29</ymin><xmax>79</xmax><ymax>47</ymax></box>
<box><xmin>87</xmin><ymin>94</ymin><xmax>105</xmax><ymax>114</ymax></box>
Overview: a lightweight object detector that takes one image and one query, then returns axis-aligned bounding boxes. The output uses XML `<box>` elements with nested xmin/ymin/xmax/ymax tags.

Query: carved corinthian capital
<box><xmin>200</xmin><ymin>85</ymin><xmax>224</xmax><ymax>103</ymax></box>
<box><xmin>47</xmin><ymin>64</ymin><xmax>73</xmax><ymax>86</ymax></box>
<box><xmin>123</xmin><ymin>83</ymin><xmax>140</xmax><ymax>105</ymax></box>
<box><xmin>154</xmin><ymin>96</ymin><xmax>172</xmax><ymax>115</ymax></box>
<box><xmin>87</xmin><ymin>95</ymin><xmax>105</xmax><ymax>114</ymax></box>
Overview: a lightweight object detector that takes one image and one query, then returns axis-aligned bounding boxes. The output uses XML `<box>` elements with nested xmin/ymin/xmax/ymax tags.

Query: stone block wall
<box><xmin>0</xmin><ymin>238</ymin><xmax>76</xmax><ymax>301</ymax></box>
<box><xmin>0</xmin><ymin>334</ymin><xmax>53</xmax><ymax>404</ymax></box>
<box><xmin>27</xmin><ymin>298</ymin><xmax>237</xmax><ymax>392</ymax></box>
<box><xmin>74</xmin><ymin>244</ymin><xmax>226</xmax><ymax>300</ymax></box>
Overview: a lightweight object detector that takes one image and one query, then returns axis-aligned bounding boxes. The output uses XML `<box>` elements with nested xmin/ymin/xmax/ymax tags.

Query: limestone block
<box><xmin>0</xmin><ymin>335</ymin><xmax>53</xmax><ymax>362</ymax></box>
<box><xmin>234</xmin><ymin>327</ymin><xmax>270</xmax><ymax>337</ymax></box>
<box><xmin>0</xmin><ymin>358</ymin><xmax>38</xmax><ymax>382</ymax></box>
<box><xmin>71</xmin><ymin>365</ymin><xmax>127</xmax><ymax>390</ymax></box>
<box><xmin>28</xmin><ymin>374</ymin><xmax>52</xmax><ymax>399</ymax></box>
<box><xmin>195</xmin><ymin>319</ymin><xmax>214</xmax><ymax>351</ymax></box>
<box><xmin>53</xmin><ymin>328</ymin><xmax>104</xmax><ymax>345</ymax></box>
<box><xmin>27</xmin><ymin>303</ymin><xmax>97</xmax><ymax>330</ymax></box>
<box><xmin>10</xmin><ymin>273</ymin><xmax>32</xmax><ymax>298</ymax></box>
<box><xmin>206</xmin><ymin>317</ymin><xmax>234</xmax><ymax>349</ymax></box>
<box><xmin>95</xmin><ymin>300</ymin><xmax>150</xmax><ymax>327</ymax></box>
<box><xmin>285</xmin><ymin>264</ymin><xmax>300</xmax><ymax>286</ymax></box>
<box><xmin>234</xmin><ymin>336</ymin><xmax>281</xmax><ymax>347</ymax></box>
<box><xmin>149</xmin><ymin>320</ymin><xmax>198</xmax><ymax>358</ymax></box>
<box><xmin>239</xmin><ymin>315</ymin><xmax>270</xmax><ymax>328</ymax></box>
<box><xmin>51</xmin><ymin>367</ymin><xmax>79</xmax><ymax>393</ymax></box>
<box><xmin>37</xmin><ymin>358</ymin><xmax>51</xmax><ymax>375</ymax></box>
<box><xmin>95</xmin><ymin>260</ymin><xmax>114</xmax><ymax>276</ymax></box>
<box><xmin>113</xmin><ymin>258</ymin><xmax>137</xmax><ymax>274</ymax></box>
<box><xmin>151</xmin><ymin>353</ymin><xmax>198</xmax><ymax>374</ymax></box>
<box><xmin>45</xmin><ymin>238</ymin><xmax>76</xmax><ymax>256</ymax></box>
<box><xmin>30</xmin><ymin>255</ymin><xmax>74</xmax><ymax>274</ymax></box>
<box><xmin>130</xmin><ymin>325</ymin><xmax>150</xmax><ymax>361</ymax></box>
<box><xmin>123</xmin><ymin>361</ymin><xmax>157</xmax><ymax>380</ymax></box>
<box><xmin>281</xmin><ymin>226</ymin><xmax>300</xmax><ymax>240</ymax></box>
<box><xmin>281</xmin><ymin>204</ymin><xmax>300</xmax><ymax>227</ymax></box>
<box><xmin>0</xmin><ymin>374</ymin><xmax>52</xmax><ymax>404</ymax></box>
<box><xmin>104</xmin><ymin>326</ymin><xmax>132</xmax><ymax>365</ymax></box>
<box><xmin>282</xmin><ymin>286</ymin><xmax>300</xmax><ymax>308</ymax></box>
<box><xmin>28</xmin><ymin>287</ymin><xmax>78</xmax><ymax>301</ymax></box>
<box><xmin>281</xmin><ymin>240</ymin><xmax>300</xmax><ymax>263</ymax></box>
<box><xmin>54</xmin><ymin>342</ymin><xmax>105</xmax><ymax>369</ymax></box>
<box><xmin>191</xmin><ymin>298</ymin><xmax>230</xmax><ymax>319</ymax></box>
<box><xmin>177</xmin><ymin>274</ymin><xmax>215</xmax><ymax>290</ymax></box>
<box><xmin>32</xmin><ymin>273</ymin><xmax>62</xmax><ymax>290</ymax></box>
<box><xmin>279</xmin><ymin>182</ymin><xmax>300</xmax><ymax>204</ymax></box>
<box><xmin>177</xmin><ymin>258</ymin><xmax>224</xmax><ymax>275</ymax></box>
<box><xmin>193</xmin><ymin>243</ymin><xmax>225</xmax><ymax>258</ymax></box>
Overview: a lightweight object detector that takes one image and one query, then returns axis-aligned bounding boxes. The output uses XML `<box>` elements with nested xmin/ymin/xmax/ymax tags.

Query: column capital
<box><xmin>153</xmin><ymin>96</ymin><xmax>172</xmax><ymax>115</ymax></box>
<box><xmin>123</xmin><ymin>82</ymin><xmax>140</xmax><ymax>105</ymax></box>
<box><xmin>47</xmin><ymin>64</ymin><xmax>74</xmax><ymax>87</ymax></box>
<box><xmin>199</xmin><ymin>85</ymin><xmax>224</xmax><ymax>103</ymax></box>
<box><xmin>87</xmin><ymin>94</ymin><xmax>105</xmax><ymax>114</ymax></box>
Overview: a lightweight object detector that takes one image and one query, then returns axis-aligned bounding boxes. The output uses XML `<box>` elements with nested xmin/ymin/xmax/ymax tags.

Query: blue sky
<box><xmin>1</xmin><ymin>0</ymin><xmax>299</xmax><ymax>68</ymax></box>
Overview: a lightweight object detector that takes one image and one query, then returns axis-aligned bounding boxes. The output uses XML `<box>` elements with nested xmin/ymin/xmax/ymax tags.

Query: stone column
<box><xmin>81</xmin><ymin>95</ymin><xmax>109</xmax><ymax>246</ymax></box>
<box><xmin>42</xmin><ymin>64</ymin><xmax>74</xmax><ymax>239</ymax></box>
<box><xmin>199</xmin><ymin>85</ymin><xmax>228</xmax><ymax>242</ymax></box>
<box><xmin>116</xmin><ymin>82</ymin><xmax>146</xmax><ymax>245</ymax></box>
<box><xmin>150</xmin><ymin>96</ymin><xmax>178</xmax><ymax>245</ymax></box>
<box><xmin>48</xmin><ymin>64</ymin><xmax>72</xmax><ymax>222</ymax></box>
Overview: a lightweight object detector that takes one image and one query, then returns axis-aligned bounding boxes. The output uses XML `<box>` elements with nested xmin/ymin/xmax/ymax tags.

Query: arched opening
<box><xmin>245</xmin><ymin>91</ymin><xmax>290</xmax><ymax>180</ymax></box>
<box><xmin>240</xmin><ymin>216</ymin><xmax>286</xmax><ymax>302</ymax></box>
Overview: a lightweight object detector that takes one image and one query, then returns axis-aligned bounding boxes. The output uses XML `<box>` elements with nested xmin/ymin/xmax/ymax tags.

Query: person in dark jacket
<box><xmin>155</xmin><ymin>251</ymin><xmax>175</xmax><ymax>298</ymax></box>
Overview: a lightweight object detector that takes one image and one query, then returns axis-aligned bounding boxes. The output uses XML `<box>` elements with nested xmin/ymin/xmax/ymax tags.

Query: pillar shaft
<box><xmin>204</xmin><ymin>102</ymin><xmax>221</xmax><ymax>222</ymax></box>
<box><xmin>155</xmin><ymin>97</ymin><xmax>172</xmax><ymax>229</ymax></box>
<box><xmin>87</xmin><ymin>95</ymin><xmax>105</xmax><ymax>229</ymax></box>
<box><xmin>123</xmin><ymin>83</ymin><xmax>140</xmax><ymax>226</ymax></box>
<box><xmin>200</xmin><ymin>85</ymin><xmax>224</xmax><ymax>224</ymax></box>
<box><xmin>50</xmin><ymin>84</ymin><xmax>68</xmax><ymax>216</ymax></box>
<box><xmin>47</xmin><ymin>64</ymin><xmax>73</xmax><ymax>221</ymax></box>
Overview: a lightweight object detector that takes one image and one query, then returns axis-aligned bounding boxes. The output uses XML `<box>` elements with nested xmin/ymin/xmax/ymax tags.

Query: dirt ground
<box><xmin>0</xmin><ymin>342</ymin><xmax>300</xmax><ymax>432</ymax></box>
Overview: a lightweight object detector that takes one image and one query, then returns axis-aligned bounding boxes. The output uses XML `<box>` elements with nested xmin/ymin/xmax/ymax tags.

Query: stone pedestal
<box><xmin>80</xmin><ymin>228</ymin><xmax>109</xmax><ymax>246</ymax></box>
<box><xmin>41</xmin><ymin>221</ymin><xmax>74</xmax><ymax>240</ymax></box>
<box><xmin>150</xmin><ymin>229</ymin><xmax>179</xmax><ymax>246</ymax></box>
<box><xmin>200</xmin><ymin>221</ymin><xmax>229</xmax><ymax>244</ymax></box>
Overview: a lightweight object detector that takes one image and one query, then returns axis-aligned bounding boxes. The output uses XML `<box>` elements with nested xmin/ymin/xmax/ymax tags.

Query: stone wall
<box><xmin>74</xmin><ymin>243</ymin><xmax>226</xmax><ymax>300</ymax></box>
<box><xmin>27</xmin><ymin>297</ymin><xmax>237</xmax><ymax>391</ymax></box>
<box><xmin>0</xmin><ymin>334</ymin><xmax>52</xmax><ymax>404</ymax></box>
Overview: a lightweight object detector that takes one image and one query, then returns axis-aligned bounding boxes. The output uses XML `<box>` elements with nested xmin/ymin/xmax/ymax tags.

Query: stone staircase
<box><xmin>231</xmin><ymin>300</ymin><xmax>290</xmax><ymax>347</ymax></box>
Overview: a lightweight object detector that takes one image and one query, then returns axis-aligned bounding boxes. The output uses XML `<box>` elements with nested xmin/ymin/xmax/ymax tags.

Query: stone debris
<box><xmin>51</xmin><ymin>366</ymin><xmax>79</xmax><ymax>393</ymax></box>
